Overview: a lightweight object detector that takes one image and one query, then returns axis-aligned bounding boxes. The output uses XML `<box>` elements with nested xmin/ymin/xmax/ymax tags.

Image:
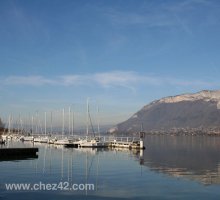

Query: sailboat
<box><xmin>54</xmin><ymin>109</ymin><xmax>71</xmax><ymax>145</ymax></box>
<box><xmin>79</xmin><ymin>98</ymin><xmax>107</xmax><ymax>148</ymax></box>
<box><xmin>34</xmin><ymin>112</ymin><xmax>49</xmax><ymax>143</ymax></box>
<box><xmin>54</xmin><ymin>137</ymin><xmax>70</xmax><ymax>145</ymax></box>
<box><xmin>22</xmin><ymin>135</ymin><xmax>34</xmax><ymax>142</ymax></box>
<box><xmin>47</xmin><ymin>111</ymin><xmax>57</xmax><ymax>144</ymax></box>
<box><xmin>40</xmin><ymin>112</ymin><xmax>50</xmax><ymax>143</ymax></box>
<box><xmin>2</xmin><ymin>115</ymin><xmax>12</xmax><ymax>141</ymax></box>
<box><xmin>79</xmin><ymin>138</ymin><xmax>106</xmax><ymax>148</ymax></box>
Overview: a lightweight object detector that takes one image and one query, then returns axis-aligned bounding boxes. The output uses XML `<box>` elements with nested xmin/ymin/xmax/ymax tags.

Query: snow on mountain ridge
<box><xmin>142</xmin><ymin>90</ymin><xmax>220</xmax><ymax>111</ymax></box>
<box><xmin>159</xmin><ymin>90</ymin><xmax>220</xmax><ymax>103</ymax></box>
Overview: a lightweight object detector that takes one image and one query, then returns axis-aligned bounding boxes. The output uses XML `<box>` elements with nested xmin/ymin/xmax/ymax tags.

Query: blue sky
<box><xmin>1</xmin><ymin>0</ymin><xmax>220</xmax><ymax>127</ymax></box>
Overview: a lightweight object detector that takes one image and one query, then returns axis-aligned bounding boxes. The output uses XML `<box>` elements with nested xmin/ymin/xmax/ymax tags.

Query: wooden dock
<box><xmin>3</xmin><ymin>133</ymin><xmax>146</xmax><ymax>150</ymax></box>
<box><xmin>64</xmin><ymin>136</ymin><xmax>145</xmax><ymax>149</ymax></box>
<box><xmin>0</xmin><ymin>148</ymin><xmax>38</xmax><ymax>158</ymax></box>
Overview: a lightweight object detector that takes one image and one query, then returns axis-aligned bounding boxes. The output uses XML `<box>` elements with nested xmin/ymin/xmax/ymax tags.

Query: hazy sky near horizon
<box><xmin>1</xmin><ymin>0</ymin><xmax>220</xmax><ymax>126</ymax></box>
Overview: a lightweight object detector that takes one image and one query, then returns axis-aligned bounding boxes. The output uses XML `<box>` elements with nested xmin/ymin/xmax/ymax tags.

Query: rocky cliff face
<box><xmin>111</xmin><ymin>90</ymin><xmax>220</xmax><ymax>134</ymax></box>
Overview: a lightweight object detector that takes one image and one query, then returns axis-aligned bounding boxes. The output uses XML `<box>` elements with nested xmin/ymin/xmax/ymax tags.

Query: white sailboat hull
<box><xmin>79</xmin><ymin>139</ymin><xmax>107</xmax><ymax>148</ymax></box>
<box><xmin>22</xmin><ymin>136</ymin><xmax>34</xmax><ymax>141</ymax></box>
<box><xmin>54</xmin><ymin>139</ymin><xmax>70</xmax><ymax>145</ymax></box>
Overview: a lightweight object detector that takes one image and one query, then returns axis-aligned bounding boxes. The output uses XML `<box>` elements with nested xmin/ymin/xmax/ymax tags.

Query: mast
<box><xmin>20</xmin><ymin>118</ymin><xmax>23</xmax><ymax>134</ymax></box>
<box><xmin>87</xmin><ymin>98</ymin><xmax>95</xmax><ymax>137</ymax></box>
<box><xmin>71</xmin><ymin>110</ymin><xmax>74</xmax><ymax>136</ymax></box>
<box><xmin>35</xmin><ymin>111</ymin><xmax>38</xmax><ymax>134</ymax></box>
<box><xmin>68</xmin><ymin>106</ymin><xmax>71</xmax><ymax>136</ymax></box>
<box><xmin>8</xmin><ymin>114</ymin><xmax>11</xmax><ymax>134</ymax></box>
<box><xmin>97</xmin><ymin>105</ymin><xmax>100</xmax><ymax>136</ymax></box>
<box><xmin>86</xmin><ymin>98</ymin><xmax>89</xmax><ymax>136</ymax></box>
<box><xmin>18</xmin><ymin>113</ymin><xmax>21</xmax><ymax>134</ymax></box>
<box><xmin>62</xmin><ymin>108</ymin><xmax>65</xmax><ymax>137</ymax></box>
<box><xmin>31</xmin><ymin>115</ymin><xmax>34</xmax><ymax>134</ymax></box>
<box><xmin>50</xmin><ymin>111</ymin><xmax>53</xmax><ymax>134</ymax></box>
<box><xmin>44</xmin><ymin>112</ymin><xmax>47</xmax><ymax>136</ymax></box>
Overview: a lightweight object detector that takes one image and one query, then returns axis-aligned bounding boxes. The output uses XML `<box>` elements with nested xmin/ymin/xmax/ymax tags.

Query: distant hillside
<box><xmin>110</xmin><ymin>90</ymin><xmax>220</xmax><ymax>135</ymax></box>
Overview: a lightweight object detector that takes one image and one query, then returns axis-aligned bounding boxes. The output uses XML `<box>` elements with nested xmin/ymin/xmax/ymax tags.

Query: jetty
<box><xmin>2</xmin><ymin>132</ymin><xmax>146</xmax><ymax>149</ymax></box>
<box><xmin>64</xmin><ymin>135</ymin><xmax>145</xmax><ymax>149</ymax></box>
<box><xmin>0</xmin><ymin>148</ymin><xmax>39</xmax><ymax>160</ymax></box>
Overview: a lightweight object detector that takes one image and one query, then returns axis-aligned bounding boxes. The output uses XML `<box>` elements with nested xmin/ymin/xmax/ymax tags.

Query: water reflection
<box><xmin>1</xmin><ymin>137</ymin><xmax>220</xmax><ymax>199</ymax></box>
<box><xmin>2</xmin><ymin>135</ymin><xmax>220</xmax><ymax>188</ymax></box>
<box><xmin>142</xmin><ymin>135</ymin><xmax>220</xmax><ymax>185</ymax></box>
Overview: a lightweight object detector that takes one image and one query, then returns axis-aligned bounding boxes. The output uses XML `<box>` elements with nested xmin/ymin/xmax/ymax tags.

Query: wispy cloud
<box><xmin>4</xmin><ymin>76</ymin><xmax>55</xmax><ymax>86</ymax></box>
<box><xmin>166</xmin><ymin>0</ymin><xmax>212</xmax><ymax>12</ymax></box>
<box><xmin>59</xmin><ymin>75</ymin><xmax>85</xmax><ymax>86</ymax></box>
<box><xmin>94</xmin><ymin>71</ymin><xmax>142</xmax><ymax>87</ymax></box>
<box><xmin>1</xmin><ymin>71</ymin><xmax>216</xmax><ymax>90</ymax></box>
<box><xmin>163</xmin><ymin>77</ymin><xmax>215</xmax><ymax>87</ymax></box>
<box><xmin>102</xmin><ymin>0</ymin><xmax>215</xmax><ymax>37</ymax></box>
<box><xmin>105</xmin><ymin>8</ymin><xmax>174</xmax><ymax>28</ymax></box>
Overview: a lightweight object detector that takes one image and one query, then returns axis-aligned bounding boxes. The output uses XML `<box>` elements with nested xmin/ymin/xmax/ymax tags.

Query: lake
<box><xmin>1</xmin><ymin>135</ymin><xmax>220</xmax><ymax>199</ymax></box>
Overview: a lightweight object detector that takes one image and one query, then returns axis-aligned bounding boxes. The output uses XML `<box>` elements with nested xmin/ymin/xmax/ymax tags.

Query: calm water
<box><xmin>1</xmin><ymin>135</ymin><xmax>220</xmax><ymax>199</ymax></box>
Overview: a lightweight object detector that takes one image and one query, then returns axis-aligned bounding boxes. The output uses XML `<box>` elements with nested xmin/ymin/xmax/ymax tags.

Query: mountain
<box><xmin>110</xmin><ymin>90</ymin><xmax>220</xmax><ymax>135</ymax></box>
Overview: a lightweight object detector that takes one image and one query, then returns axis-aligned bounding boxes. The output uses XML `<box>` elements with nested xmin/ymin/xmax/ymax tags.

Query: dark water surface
<box><xmin>1</xmin><ymin>135</ymin><xmax>220</xmax><ymax>199</ymax></box>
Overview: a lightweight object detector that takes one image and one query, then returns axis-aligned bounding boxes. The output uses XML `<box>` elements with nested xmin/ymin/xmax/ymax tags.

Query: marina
<box><xmin>1</xmin><ymin>133</ymin><xmax>145</xmax><ymax>150</ymax></box>
<box><xmin>0</xmin><ymin>99</ymin><xmax>145</xmax><ymax>150</ymax></box>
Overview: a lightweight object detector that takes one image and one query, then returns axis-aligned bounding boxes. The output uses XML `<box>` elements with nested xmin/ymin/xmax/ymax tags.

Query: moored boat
<box><xmin>54</xmin><ymin>138</ymin><xmax>71</xmax><ymax>145</ymax></box>
<box><xmin>22</xmin><ymin>136</ymin><xmax>34</xmax><ymax>142</ymax></box>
